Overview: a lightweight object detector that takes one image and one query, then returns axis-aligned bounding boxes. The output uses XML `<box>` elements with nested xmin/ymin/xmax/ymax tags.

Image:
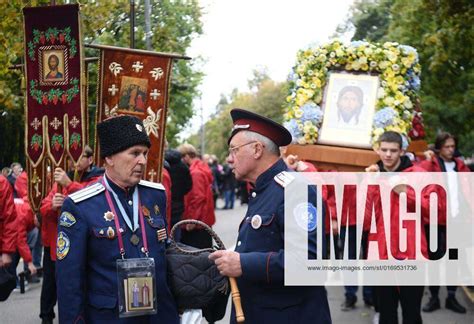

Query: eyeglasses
<box><xmin>228</xmin><ymin>141</ymin><xmax>258</xmax><ymax>157</ymax></box>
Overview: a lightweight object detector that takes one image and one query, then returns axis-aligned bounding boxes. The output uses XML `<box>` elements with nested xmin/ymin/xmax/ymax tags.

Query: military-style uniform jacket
<box><xmin>232</xmin><ymin>159</ymin><xmax>331</xmax><ymax>324</ymax></box>
<box><xmin>56</xmin><ymin>176</ymin><xmax>179</xmax><ymax>323</ymax></box>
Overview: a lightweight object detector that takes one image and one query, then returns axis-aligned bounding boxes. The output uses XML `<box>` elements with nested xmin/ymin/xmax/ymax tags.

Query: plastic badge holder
<box><xmin>116</xmin><ymin>258</ymin><xmax>157</xmax><ymax>318</ymax></box>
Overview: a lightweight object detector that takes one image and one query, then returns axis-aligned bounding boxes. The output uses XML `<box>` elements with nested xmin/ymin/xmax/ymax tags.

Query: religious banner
<box><xmin>90</xmin><ymin>44</ymin><xmax>189</xmax><ymax>182</ymax></box>
<box><xmin>23</xmin><ymin>4</ymin><xmax>86</xmax><ymax>211</ymax></box>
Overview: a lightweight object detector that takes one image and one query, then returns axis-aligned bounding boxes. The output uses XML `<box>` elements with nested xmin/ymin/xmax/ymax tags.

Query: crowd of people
<box><xmin>0</xmin><ymin>109</ymin><xmax>472</xmax><ymax>324</ymax></box>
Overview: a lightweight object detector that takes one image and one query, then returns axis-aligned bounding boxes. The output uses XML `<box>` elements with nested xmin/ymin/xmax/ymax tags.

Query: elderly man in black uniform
<box><xmin>209</xmin><ymin>108</ymin><xmax>331</xmax><ymax>323</ymax></box>
<box><xmin>56</xmin><ymin>115</ymin><xmax>179</xmax><ymax>323</ymax></box>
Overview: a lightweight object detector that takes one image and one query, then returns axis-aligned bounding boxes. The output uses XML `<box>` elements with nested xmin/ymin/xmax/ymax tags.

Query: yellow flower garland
<box><xmin>285</xmin><ymin>40</ymin><xmax>421</xmax><ymax>148</ymax></box>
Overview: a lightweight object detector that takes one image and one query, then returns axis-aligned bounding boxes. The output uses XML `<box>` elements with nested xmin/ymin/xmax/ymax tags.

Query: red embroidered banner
<box><xmin>23</xmin><ymin>4</ymin><xmax>85</xmax><ymax>211</ymax></box>
<box><xmin>90</xmin><ymin>44</ymin><xmax>188</xmax><ymax>182</ymax></box>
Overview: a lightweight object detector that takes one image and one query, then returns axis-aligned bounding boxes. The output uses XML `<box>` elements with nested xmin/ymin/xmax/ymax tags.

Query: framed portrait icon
<box><xmin>318</xmin><ymin>72</ymin><xmax>379</xmax><ymax>148</ymax></box>
<box><xmin>39</xmin><ymin>46</ymin><xmax>68</xmax><ymax>86</ymax></box>
<box><xmin>124</xmin><ymin>276</ymin><xmax>154</xmax><ymax>312</ymax></box>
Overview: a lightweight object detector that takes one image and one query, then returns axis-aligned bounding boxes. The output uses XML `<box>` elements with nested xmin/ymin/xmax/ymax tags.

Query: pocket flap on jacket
<box><xmin>146</xmin><ymin>217</ymin><xmax>165</xmax><ymax>229</ymax></box>
<box><xmin>87</xmin><ymin>292</ymin><xmax>117</xmax><ymax>309</ymax></box>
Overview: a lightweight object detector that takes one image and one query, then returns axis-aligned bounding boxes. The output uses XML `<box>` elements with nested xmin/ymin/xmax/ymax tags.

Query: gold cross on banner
<box><xmin>148</xmin><ymin>169</ymin><xmax>157</xmax><ymax>182</ymax></box>
<box><xmin>108</xmin><ymin>84</ymin><xmax>118</xmax><ymax>96</ymax></box>
<box><xmin>31</xmin><ymin>117</ymin><xmax>41</xmax><ymax>130</ymax></box>
<box><xmin>132</xmin><ymin>61</ymin><xmax>144</xmax><ymax>72</ymax></box>
<box><xmin>69</xmin><ymin>116</ymin><xmax>80</xmax><ymax>128</ymax></box>
<box><xmin>50</xmin><ymin>117</ymin><xmax>62</xmax><ymax>130</ymax></box>
<box><xmin>150</xmin><ymin>89</ymin><xmax>161</xmax><ymax>100</ymax></box>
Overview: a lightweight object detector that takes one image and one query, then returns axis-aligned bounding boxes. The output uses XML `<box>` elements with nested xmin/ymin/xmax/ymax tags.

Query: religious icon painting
<box><xmin>116</xmin><ymin>258</ymin><xmax>157</xmax><ymax>318</ymax></box>
<box><xmin>318</xmin><ymin>72</ymin><xmax>379</xmax><ymax>148</ymax></box>
<box><xmin>118</xmin><ymin>76</ymin><xmax>149</xmax><ymax>113</ymax></box>
<box><xmin>40</xmin><ymin>47</ymin><xmax>67</xmax><ymax>85</ymax></box>
<box><xmin>125</xmin><ymin>276</ymin><xmax>154</xmax><ymax>311</ymax></box>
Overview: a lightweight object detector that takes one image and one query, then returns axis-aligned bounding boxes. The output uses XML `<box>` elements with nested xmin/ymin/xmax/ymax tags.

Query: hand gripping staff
<box><xmin>168</xmin><ymin>219</ymin><xmax>245</xmax><ymax>323</ymax></box>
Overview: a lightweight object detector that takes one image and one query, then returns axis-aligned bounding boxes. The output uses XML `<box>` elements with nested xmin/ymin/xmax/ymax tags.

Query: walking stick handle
<box><xmin>229</xmin><ymin>277</ymin><xmax>245</xmax><ymax>323</ymax></box>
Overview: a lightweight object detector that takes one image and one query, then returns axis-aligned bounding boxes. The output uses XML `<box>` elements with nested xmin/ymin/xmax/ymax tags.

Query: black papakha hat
<box><xmin>97</xmin><ymin>115</ymin><xmax>151</xmax><ymax>158</ymax></box>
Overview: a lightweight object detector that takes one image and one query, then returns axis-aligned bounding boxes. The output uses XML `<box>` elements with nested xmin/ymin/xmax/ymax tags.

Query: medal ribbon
<box><xmin>101</xmin><ymin>177</ymin><xmax>149</xmax><ymax>258</ymax></box>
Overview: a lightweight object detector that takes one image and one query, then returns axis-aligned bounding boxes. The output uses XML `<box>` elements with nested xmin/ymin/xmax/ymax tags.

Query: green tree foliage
<box><xmin>188</xmin><ymin>72</ymin><xmax>287</xmax><ymax>162</ymax></box>
<box><xmin>387</xmin><ymin>0</ymin><xmax>474</xmax><ymax>155</ymax></box>
<box><xmin>336</xmin><ymin>0</ymin><xmax>393</xmax><ymax>42</ymax></box>
<box><xmin>0</xmin><ymin>0</ymin><xmax>203</xmax><ymax>166</ymax></box>
<box><xmin>341</xmin><ymin>0</ymin><xmax>474</xmax><ymax>155</ymax></box>
<box><xmin>0</xmin><ymin>1</ymin><xmax>28</xmax><ymax>167</ymax></box>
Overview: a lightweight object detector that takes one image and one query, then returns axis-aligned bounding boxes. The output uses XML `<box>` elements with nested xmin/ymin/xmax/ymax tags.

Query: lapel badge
<box><xmin>104</xmin><ymin>211</ymin><xmax>114</xmax><ymax>222</ymax></box>
<box><xmin>106</xmin><ymin>226</ymin><xmax>115</xmax><ymax>239</ymax></box>
<box><xmin>99</xmin><ymin>229</ymin><xmax>104</xmax><ymax>235</ymax></box>
<box><xmin>142</xmin><ymin>205</ymin><xmax>151</xmax><ymax>218</ymax></box>
<box><xmin>251</xmin><ymin>215</ymin><xmax>262</xmax><ymax>229</ymax></box>
<box><xmin>157</xmin><ymin>228</ymin><xmax>167</xmax><ymax>242</ymax></box>
<box><xmin>154</xmin><ymin>204</ymin><xmax>160</xmax><ymax>215</ymax></box>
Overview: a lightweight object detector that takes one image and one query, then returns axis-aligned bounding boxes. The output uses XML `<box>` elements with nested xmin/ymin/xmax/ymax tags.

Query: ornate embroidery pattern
<box><xmin>28</xmin><ymin>27</ymin><xmax>77</xmax><ymax>60</ymax></box>
<box><xmin>69</xmin><ymin>132</ymin><xmax>81</xmax><ymax>150</ymax></box>
<box><xmin>29</xmin><ymin>78</ymin><xmax>79</xmax><ymax>105</ymax></box>
<box><xmin>143</xmin><ymin>107</ymin><xmax>162</xmax><ymax>138</ymax></box>
<box><xmin>51</xmin><ymin>133</ymin><xmax>64</xmax><ymax>151</ymax></box>
<box><xmin>149</xmin><ymin>67</ymin><xmax>164</xmax><ymax>80</ymax></box>
<box><xmin>30</xmin><ymin>134</ymin><xmax>43</xmax><ymax>152</ymax></box>
<box><xmin>109</xmin><ymin>62</ymin><xmax>123</xmax><ymax>76</ymax></box>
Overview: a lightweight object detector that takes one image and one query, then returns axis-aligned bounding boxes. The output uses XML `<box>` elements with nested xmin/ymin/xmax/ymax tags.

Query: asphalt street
<box><xmin>1</xmin><ymin>198</ymin><xmax>472</xmax><ymax>323</ymax></box>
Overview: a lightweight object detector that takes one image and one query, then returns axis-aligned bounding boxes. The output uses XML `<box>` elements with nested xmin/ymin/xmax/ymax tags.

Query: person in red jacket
<box><xmin>0</xmin><ymin>175</ymin><xmax>17</xmax><ymax>270</ymax></box>
<box><xmin>365</xmin><ymin>131</ymin><xmax>426</xmax><ymax>324</ymax></box>
<box><xmin>419</xmin><ymin>132</ymin><xmax>469</xmax><ymax>314</ymax></box>
<box><xmin>39</xmin><ymin>146</ymin><xmax>104</xmax><ymax>324</ymax></box>
<box><xmin>13</xmin><ymin>172</ymin><xmax>37</xmax><ymax>277</ymax></box>
<box><xmin>178</xmin><ymin>143</ymin><xmax>215</xmax><ymax>249</ymax></box>
<box><xmin>162</xmin><ymin>163</ymin><xmax>172</xmax><ymax>232</ymax></box>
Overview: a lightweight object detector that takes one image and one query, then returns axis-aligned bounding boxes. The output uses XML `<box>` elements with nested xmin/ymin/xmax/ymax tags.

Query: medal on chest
<box><xmin>130</xmin><ymin>233</ymin><xmax>140</xmax><ymax>246</ymax></box>
<box><xmin>251</xmin><ymin>215</ymin><xmax>262</xmax><ymax>229</ymax></box>
<box><xmin>104</xmin><ymin>211</ymin><xmax>114</xmax><ymax>222</ymax></box>
<box><xmin>107</xmin><ymin>226</ymin><xmax>115</xmax><ymax>239</ymax></box>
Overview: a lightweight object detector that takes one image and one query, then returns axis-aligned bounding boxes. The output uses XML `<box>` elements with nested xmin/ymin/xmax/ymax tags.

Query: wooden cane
<box><xmin>229</xmin><ymin>277</ymin><xmax>245</xmax><ymax>323</ymax></box>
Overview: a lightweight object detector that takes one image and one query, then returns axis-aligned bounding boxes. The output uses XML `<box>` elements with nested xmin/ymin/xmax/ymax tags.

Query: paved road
<box><xmin>1</xmin><ymin>199</ymin><xmax>472</xmax><ymax>323</ymax></box>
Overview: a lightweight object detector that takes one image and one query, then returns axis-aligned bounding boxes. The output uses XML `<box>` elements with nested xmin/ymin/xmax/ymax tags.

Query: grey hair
<box><xmin>240</xmin><ymin>131</ymin><xmax>280</xmax><ymax>156</ymax></box>
<box><xmin>10</xmin><ymin>162</ymin><xmax>22</xmax><ymax>169</ymax></box>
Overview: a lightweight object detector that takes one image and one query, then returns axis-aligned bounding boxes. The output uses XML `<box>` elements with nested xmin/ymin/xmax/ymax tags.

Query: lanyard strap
<box><xmin>137</xmin><ymin>195</ymin><xmax>149</xmax><ymax>255</ymax></box>
<box><xmin>103</xmin><ymin>176</ymin><xmax>139</xmax><ymax>231</ymax></box>
<box><xmin>101</xmin><ymin>177</ymin><xmax>149</xmax><ymax>258</ymax></box>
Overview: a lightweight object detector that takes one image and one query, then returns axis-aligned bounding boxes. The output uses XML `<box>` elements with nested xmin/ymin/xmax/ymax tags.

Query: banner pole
<box><xmin>130</xmin><ymin>0</ymin><xmax>135</xmax><ymax>49</ymax></box>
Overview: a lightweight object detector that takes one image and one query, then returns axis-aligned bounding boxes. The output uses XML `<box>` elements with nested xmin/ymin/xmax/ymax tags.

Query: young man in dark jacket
<box><xmin>164</xmin><ymin>149</ymin><xmax>192</xmax><ymax>232</ymax></box>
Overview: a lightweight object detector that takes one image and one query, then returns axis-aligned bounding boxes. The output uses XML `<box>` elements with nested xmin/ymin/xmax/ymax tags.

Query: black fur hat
<box><xmin>97</xmin><ymin>115</ymin><xmax>151</xmax><ymax>158</ymax></box>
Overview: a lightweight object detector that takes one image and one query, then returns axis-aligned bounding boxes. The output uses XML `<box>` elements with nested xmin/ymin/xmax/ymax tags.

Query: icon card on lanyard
<box><xmin>116</xmin><ymin>258</ymin><xmax>157</xmax><ymax>318</ymax></box>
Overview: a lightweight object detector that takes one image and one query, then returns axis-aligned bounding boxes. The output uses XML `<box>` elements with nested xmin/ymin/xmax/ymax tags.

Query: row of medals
<box><xmin>102</xmin><ymin>205</ymin><xmax>167</xmax><ymax>246</ymax></box>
